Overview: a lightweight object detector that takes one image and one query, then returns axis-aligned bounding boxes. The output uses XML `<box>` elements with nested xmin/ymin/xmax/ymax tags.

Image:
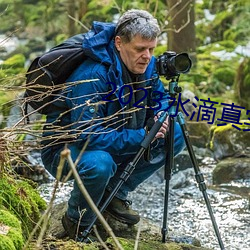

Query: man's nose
<box><xmin>142</xmin><ymin>49</ymin><xmax>151</xmax><ymax>59</ymax></box>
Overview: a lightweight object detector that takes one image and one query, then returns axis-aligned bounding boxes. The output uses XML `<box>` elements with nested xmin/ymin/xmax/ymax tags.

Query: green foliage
<box><xmin>213</xmin><ymin>67</ymin><xmax>235</xmax><ymax>86</ymax></box>
<box><xmin>154</xmin><ymin>44</ymin><xmax>167</xmax><ymax>57</ymax></box>
<box><xmin>0</xmin><ymin>54</ymin><xmax>26</xmax><ymax>85</ymax></box>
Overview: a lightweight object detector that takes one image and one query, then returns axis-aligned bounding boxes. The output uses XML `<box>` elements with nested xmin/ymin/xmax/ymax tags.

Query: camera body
<box><xmin>156</xmin><ymin>51</ymin><xmax>192</xmax><ymax>79</ymax></box>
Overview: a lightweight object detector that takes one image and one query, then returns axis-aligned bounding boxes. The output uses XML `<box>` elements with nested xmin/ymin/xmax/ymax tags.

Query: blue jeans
<box><xmin>41</xmin><ymin>123</ymin><xmax>185</xmax><ymax>226</ymax></box>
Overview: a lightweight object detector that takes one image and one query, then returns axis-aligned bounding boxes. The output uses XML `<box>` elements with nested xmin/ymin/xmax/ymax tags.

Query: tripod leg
<box><xmin>162</xmin><ymin>115</ymin><xmax>175</xmax><ymax>243</ymax></box>
<box><xmin>177</xmin><ymin>112</ymin><xmax>225</xmax><ymax>250</ymax></box>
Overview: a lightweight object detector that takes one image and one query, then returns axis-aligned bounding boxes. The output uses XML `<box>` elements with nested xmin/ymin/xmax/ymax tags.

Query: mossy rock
<box><xmin>213</xmin><ymin>157</ymin><xmax>250</xmax><ymax>184</ymax></box>
<box><xmin>186</xmin><ymin>121</ymin><xmax>211</xmax><ymax>148</ymax></box>
<box><xmin>0</xmin><ymin>209</ymin><xmax>24</xmax><ymax>250</ymax></box>
<box><xmin>106</xmin><ymin>237</ymin><xmax>210</xmax><ymax>250</ymax></box>
<box><xmin>209</xmin><ymin>123</ymin><xmax>250</xmax><ymax>160</ymax></box>
<box><xmin>0</xmin><ymin>174</ymin><xmax>47</xmax><ymax>239</ymax></box>
<box><xmin>234</xmin><ymin>57</ymin><xmax>250</xmax><ymax>110</ymax></box>
<box><xmin>44</xmin><ymin>202</ymin><xmax>211</xmax><ymax>250</ymax></box>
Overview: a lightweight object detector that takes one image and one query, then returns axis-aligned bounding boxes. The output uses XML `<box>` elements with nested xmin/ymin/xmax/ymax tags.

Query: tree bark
<box><xmin>67</xmin><ymin>0</ymin><xmax>77</xmax><ymax>36</ymax></box>
<box><xmin>167</xmin><ymin>0</ymin><xmax>196</xmax><ymax>62</ymax></box>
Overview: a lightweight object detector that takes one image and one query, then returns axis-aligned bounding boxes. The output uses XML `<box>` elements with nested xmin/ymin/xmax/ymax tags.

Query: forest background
<box><xmin>0</xmin><ymin>0</ymin><xmax>250</xmax><ymax>123</ymax></box>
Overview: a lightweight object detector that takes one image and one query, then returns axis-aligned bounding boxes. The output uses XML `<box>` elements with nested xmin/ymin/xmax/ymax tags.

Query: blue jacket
<box><xmin>44</xmin><ymin>21</ymin><xmax>169</xmax><ymax>156</ymax></box>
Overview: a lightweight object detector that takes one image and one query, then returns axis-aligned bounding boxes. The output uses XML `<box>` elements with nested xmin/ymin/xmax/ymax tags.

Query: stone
<box><xmin>209</xmin><ymin>123</ymin><xmax>250</xmax><ymax>160</ymax></box>
<box><xmin>213</xmin><ymin>157</ymin><xmax>250</xmax><ymax>184</ymax></box>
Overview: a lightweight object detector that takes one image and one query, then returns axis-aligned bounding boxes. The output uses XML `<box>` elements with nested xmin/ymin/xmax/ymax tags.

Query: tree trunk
<box><xmin>78</xmin><ymin>0</ymin><xmax>88</xmax><ymax>20</ymax></box>
<box><xmin>67</xmin><ymin>0</ymin><xmax>77</xmax><ymax>36</ymax></box>
<box><xmin>167</xmin><ymin>0</ymin><xmax>196</xmax><ymax>62</ymax></box>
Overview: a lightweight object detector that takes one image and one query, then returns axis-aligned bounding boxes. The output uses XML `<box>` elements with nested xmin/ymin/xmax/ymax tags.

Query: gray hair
<box><xmin>115</xmin><ymin>9</ymin><xmax>160</xmax><ymax>43</ymax></box>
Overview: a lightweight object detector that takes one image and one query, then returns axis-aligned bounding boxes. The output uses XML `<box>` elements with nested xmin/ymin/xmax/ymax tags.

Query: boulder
<box><xmin>209</xmin><ymin>123</ymin><xmax>250</xmax><ymax>160</ymax></box>
<box><xmin>41</xmin><ymin>201</ymin><xmax>212</xmax><ymax>250</ymax></box>
<box><xmin>213</xmin><ymin>157</ymin><xmax>250</xmax><ymax>184</ymax></box>
<box><xmin>186</xmin><ymin>121</ymin><xmax>211</xmax><ymax>148</ymax></box>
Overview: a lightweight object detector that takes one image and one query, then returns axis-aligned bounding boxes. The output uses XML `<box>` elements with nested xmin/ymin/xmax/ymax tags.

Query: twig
<box><xmin>93</xmin><ymin>225</ymin><xmax>110</xmax><ymax>250</ymax></box>
<box><xmin>134</xmin><ymin>219</ymin><xmax>142</xmax><ymax>250</ymax></box>
<box><xmin>61</xmin><ymin>148</ymin><xmax>124</xmax><ymax>250</ymax></box>
<box><xmin>68</xmin><ymin>14</ymin><xmax>89</xmax><ymax>31</ymax></box>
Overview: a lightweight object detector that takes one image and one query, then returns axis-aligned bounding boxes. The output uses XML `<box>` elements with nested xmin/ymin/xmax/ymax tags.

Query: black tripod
<box><xmin>82</xmin><ymin>77</ymin><xmax>225</xmax><ymax>250</ymax></box>
<box><xmin>161</xmin><ymin>78</ymin><xmax>225</xmax><ymax>249</ymax></box>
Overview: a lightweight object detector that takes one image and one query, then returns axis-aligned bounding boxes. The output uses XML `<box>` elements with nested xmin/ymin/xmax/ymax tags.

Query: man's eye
<box><xmin>136</xmin><ymin>48</ymin><xmax>144</xmax><ymax>52</ymax></box>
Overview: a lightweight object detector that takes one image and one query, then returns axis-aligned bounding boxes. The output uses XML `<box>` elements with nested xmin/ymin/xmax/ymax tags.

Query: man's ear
<box><xmin>115</xmin><ymin>36</ymin><xmax>122</xmax><ymax>51</ymax></box>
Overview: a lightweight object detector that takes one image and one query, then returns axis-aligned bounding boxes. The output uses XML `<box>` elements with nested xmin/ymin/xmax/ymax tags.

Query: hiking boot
<box><xmin>61</xmin><ymin>213</ymin><xmax>97</xmax><ymax>243</ymax></box>
<box><xmin>105</xmin><ymin>196</ymin><xmax>140</xmax><ymax>225</ymax></box>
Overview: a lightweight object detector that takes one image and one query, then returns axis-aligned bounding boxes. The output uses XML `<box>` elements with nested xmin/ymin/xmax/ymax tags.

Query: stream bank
<box><xmin>38</xmin><ymin>152</ymin><xmax>250</xmax><ymax>250</ymax></box>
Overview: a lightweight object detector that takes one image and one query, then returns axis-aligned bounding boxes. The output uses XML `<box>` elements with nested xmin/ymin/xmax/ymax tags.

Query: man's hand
<box><xmin>154</xmin><ymin>112</ymin><xmax>169</xmax><ymax>139</ymax></box>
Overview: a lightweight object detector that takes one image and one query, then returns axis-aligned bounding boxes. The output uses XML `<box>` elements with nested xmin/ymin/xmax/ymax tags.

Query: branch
<box><xmin>61</xmin><ymin>148</ymin><xmax>124</xmax><ymax>250</ymax></box>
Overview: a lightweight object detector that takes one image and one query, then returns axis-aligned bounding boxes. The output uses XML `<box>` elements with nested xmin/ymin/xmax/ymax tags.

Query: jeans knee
<box><xmin>78</xmin><ymin>150</ymin><xmax>117</xmax><ymax>181</ymax></box>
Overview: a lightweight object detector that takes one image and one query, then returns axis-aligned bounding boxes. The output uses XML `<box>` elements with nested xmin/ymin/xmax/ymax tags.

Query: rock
<box><xmin>209</xmin><ymin>124</ymin><xmax>250</xmax><ymax>160</ymax></box>
<box><xmin>186</xmin><ymin>121</ymin><xmax>211</xmax><ymax>148</ymax></box>
<box><xmin>43</xmin><ymin>201</ymin><xmax>212</xmax><ymax>250</ymax></box>
<box><xmin>170</xmin><ymin>168</ymin><xmax>193</xmax><ymax>189</ymax></box>
<box><xmin>213</xmin><ymin>157</ymin><xmax>250</xmax><ymax>184</ymax></box>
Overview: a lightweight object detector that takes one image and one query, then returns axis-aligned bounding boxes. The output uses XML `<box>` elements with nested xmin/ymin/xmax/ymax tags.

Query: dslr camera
<box><xmin>156</xmin><ymin>51</ymin><xmax>192</xmax><ymax>79</ymax></box>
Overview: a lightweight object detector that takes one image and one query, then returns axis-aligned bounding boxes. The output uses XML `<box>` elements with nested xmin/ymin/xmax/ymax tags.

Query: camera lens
<box><xmin>174</xmin><ymin>53</ymin><xmax>192</xmax><ymax>73</ymax></box>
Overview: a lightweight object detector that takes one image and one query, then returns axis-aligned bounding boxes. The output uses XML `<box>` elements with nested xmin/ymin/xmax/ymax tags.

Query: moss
<box><xmin>234</xmin><ymin>57</ymin><xmax>250</xmax><ymax>109</ymax></box>
<box><xmin>213</xmin><ymin>67</ymin><xmax>235</xmax><ymax>86</ymax></box>
<box><xmin>0</xmin><ymin>209</ymin><xmax>24</xmax><ymax>249</ymax></box>
<box><xmin>0</xmin><ymin>209</ymin><xmax>21</xmax><ymax>229</ymax></box>
<box><xmin>1</xmin><ymin>54</ymin><xmax>25</xmax><ymax>69</ymax></box>
<box><xmin>106</xmin><ymin>237</ymin><xmax>207</xmax><ymax>250</ymax></box>
<box><xmin>209</xmin><ymin>121</ymin><xmax>250</xmax><ymax>151</ymax></box>
<box><xmin>7</xmin><ymin>228</ymin><xmax>24</xmax><ymax>249</ymax></box>
<box><xmin>0</xmin><ymin>54</ymin><xmax>26</xmax><ymax>87</ymax></box>
<box><xmin>0</xmin><ymin>235</ymin><xmax>16</xmax><ymax>250</ymax></box>
<box><xmin>0</xmin><ymin>174</ymin><xmax>47</xmax><ymax>239</ymax></box>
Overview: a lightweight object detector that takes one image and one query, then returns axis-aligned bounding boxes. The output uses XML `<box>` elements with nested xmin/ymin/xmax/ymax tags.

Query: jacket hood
<box><xmin>82</xmin><ymin>21</ymin><xmax>116</xmax><ymax>65</ymax></box>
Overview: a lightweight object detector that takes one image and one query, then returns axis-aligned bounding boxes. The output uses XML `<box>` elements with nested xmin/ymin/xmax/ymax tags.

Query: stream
<box><xmin>38</xmin><ymin>155</ymin><xmax>250</xmax><ymax>250</ymax></box>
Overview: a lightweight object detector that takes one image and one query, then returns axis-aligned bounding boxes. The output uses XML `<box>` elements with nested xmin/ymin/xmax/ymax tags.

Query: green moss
<box><xmin>217</xmin><ymin>40</ymin><xmax>237</xmax><ymax>51</ymax></box>
<box><xmin>7</xmin><ymin>228</ymin><xmax>24</xmax><ymax>249</ymax></box>
<box><xmin>0</xmin><ymin>54</ymin><xmax>26</xmax><ymax>86</ymax></box>
<box><xmin>0</xmin><ymin>209</ymin><xmax>24</xmax><ymax>249</ymax></box>
<box><xmin>213</xmin><ymin>67</ymin><xmax>235</xmax><ymax>86</ymax></box>
<box><xmin>209</xmin><ymin>121</ymin><xmax>250</xmax><ymax>150</ymax></box>
<box><xmin>213</xmin><ymin>121</ymin><xmax>250</xmax><ymax>133</ymax></box>
<box><xmin>106</xmin><ymin>237</ymin><xmax>205</xmax><ymax>250</ymax></box>
<box><xmin>0</xmin><ymin>175</ymin><xmax>47</xmax><ymax>239</ymax></box>
<box><xmin>0</xmin><ymin>235</ymin><xmax>16</xmax><ymax>250</ymax></box>
<box><xmin>1</xmin><ymin>54</ymin><xmax>25</xmax><ymax>69</ymax></box>
<box><xmin>0</xmin><ymin>209</ymin><xmax>21</xmax><ymax>229</ymax></box>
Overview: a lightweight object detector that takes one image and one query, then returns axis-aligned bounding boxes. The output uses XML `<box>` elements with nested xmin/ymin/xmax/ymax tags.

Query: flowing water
<box><xmin>38</xmin><ymin>156</ymin><xmax>250</xmax><ymax>250</ymax></box>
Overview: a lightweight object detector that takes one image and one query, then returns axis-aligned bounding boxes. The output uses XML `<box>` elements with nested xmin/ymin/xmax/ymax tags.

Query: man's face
<box><xmin>115</xmin><ymin>35</ymin><xmax>157</xmax><ymax>74</ymax></box>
